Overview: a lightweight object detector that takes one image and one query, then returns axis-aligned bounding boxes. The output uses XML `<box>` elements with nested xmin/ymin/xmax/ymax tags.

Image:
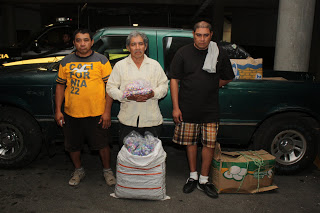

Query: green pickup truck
<box><xmin>0</xmin><ymin>27</ymin><xmax>319</xmax><ymax>175</ymax></box>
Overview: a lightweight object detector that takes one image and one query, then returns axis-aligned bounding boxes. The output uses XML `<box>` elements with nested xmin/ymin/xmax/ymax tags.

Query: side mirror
<box><xmin>104</xmin><ymin>51</ymin><xmax>110</xmax><ymax>60</ymax></box>
<box><xmin>33</xmin><ymin>40</ymin><xmax>41</xmax><ymax>53</ymax></box>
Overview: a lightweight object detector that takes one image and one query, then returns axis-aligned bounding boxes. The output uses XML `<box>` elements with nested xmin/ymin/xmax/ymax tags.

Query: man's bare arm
<box><xmin>54</xmin><ymin>84</ymin><xmax>66</xmax><ymax>127</ymax></box>
<box><xmin>99</xmin><ymin>92</ymin><xmax>113</xmax><ymax>129</ymax></box>
<box><xmin>170</xmin><ymin>79</ymin><xmax>183</xmax><ymax>123</ymax></box>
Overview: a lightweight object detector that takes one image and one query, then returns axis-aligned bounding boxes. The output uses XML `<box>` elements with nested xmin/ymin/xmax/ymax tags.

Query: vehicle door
<box><xmin>22</xmin><ymin>26</ymin><xmax>74</xmax><ymax>59</ymax></box>
<box><xmin>156</xmin><ymin>31</ymin><xmax>193</xmax><ymax>138</ymax></box>
<box><xmin>217</xmin><ymin>79</ymin><xmax>258</xmax><ymax>145</ymax></box>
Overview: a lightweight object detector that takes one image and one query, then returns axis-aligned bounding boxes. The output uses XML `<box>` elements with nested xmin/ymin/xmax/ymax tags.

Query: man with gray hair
<box><xmin>106</xmin><ymin>31</ymin><xmax>168</xmax><ymax>144</ymax></box>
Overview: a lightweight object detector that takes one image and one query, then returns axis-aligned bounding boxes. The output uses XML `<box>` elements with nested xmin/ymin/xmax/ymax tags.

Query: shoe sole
<box><xmin>183</xmin><ymin>188</ymin><xmax>196</xmax><ymax>193</ymax></box>
<box><xmin>69</xmin><ymin>176</ymin><xmax>85</xmax><ymax>186</ymax></box>
<box><xmin>106</xmin><ymin>181</ymin><xmax>116</xmax><ymax>186</ymax></box>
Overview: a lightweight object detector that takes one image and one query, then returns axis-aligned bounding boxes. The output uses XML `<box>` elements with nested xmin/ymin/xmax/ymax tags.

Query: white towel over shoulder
<box><xmin>202</xmin><ymin>41</ymin><xmax>219</xmax><ymax>73</ymax></box>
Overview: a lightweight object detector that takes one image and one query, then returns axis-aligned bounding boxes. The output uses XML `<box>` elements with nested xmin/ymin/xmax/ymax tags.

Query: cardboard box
<box><xmin>211</xmin><ymin>144</ymin><xmax>278</xmax><ymax>193</ymax></box>
<box><xmin>314</xmin><ymin>154</ymin><xmax>320</xmax><ymax>170</ymax></box>
<box><xmin>231</xmin><ymin>57</ymin><xmax>263</xmax><ymax>80</ymax></box>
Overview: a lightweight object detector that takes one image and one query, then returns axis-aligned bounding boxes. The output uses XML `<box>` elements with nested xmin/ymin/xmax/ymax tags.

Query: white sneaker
<box><xmin>69</xmin><ymin>169</ymin><xmax>85</xmax><ymax>186</ymax></box>
<box><xmin>104</xmin><ymin>170</ymin><xmax>116</xmax><ymax>186</ymax></box>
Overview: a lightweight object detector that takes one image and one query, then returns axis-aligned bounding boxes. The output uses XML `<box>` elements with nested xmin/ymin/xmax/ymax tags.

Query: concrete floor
<box><xmin>1</xmin><ymin>143</ymin><xmax>320</xmax><ymax>213</ymax></box>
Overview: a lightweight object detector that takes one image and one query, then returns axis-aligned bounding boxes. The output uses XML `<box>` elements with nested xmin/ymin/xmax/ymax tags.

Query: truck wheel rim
<box><xmin>271</xmin><ymin>130</ymin><xmax>306</xmax><ymax>165</ymax></box>
<box><xmin>0</xmin><ymin>123</ymin><xmax>24</xmax><ymax>159</ymax></box>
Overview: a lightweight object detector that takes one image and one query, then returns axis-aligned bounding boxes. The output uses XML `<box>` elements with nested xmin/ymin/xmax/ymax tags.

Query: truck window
<box><xmin>37</xmin><ymin>27</ymin><xmax>72</xmax><ymax>49</ymax></box>
<box><xmin>92</xmin><ymin>35</ymin><xmax>149</xmax><ymax>67</ymax></box>
<box><xmin>162</xmin><ymin>36</ymin><xmax>193</xmax><ymax>74</ymax></box>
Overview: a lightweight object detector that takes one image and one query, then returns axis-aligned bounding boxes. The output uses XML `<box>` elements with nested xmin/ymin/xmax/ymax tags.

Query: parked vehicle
<box><xmin>0</xmin><ymin>27</ymin><xmax>319</xmax><ymax>175</ymax></box>
<box><xmin>0</xmin><ymin>17</ymin><xmax>76</xmax><ymax>65</ymax></box>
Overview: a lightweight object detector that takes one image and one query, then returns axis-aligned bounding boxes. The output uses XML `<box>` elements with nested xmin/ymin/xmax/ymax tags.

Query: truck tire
<box><xmin>0</xmin><ymin>107</ymin><xmax>42</xmax><ymax>168</ymax></box>
<box><xmin>252</xmin><ymin>113</ymin><xmax>318</xmax><ymax>175</ymax></box>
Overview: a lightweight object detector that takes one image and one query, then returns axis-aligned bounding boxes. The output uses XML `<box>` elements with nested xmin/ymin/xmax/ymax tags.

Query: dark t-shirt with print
<box><xmin>169</xmin><ymin>43</ymin><xmax>234</xmax><ymax>123</ymax></box>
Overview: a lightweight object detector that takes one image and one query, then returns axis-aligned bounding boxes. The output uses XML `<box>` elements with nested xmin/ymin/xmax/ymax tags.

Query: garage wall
<box><xmin>309</xmin><ymin>0</ymin><xmax>320</xmax><ymax>79</ymax></box>
<box><xmin>15</xmin><ymin>5</ymin><xmax>41</xmax><ymax>43</ymax></box>
<box><xmin>0</xmin><ymin>10</ymin><xmax>4</xmax><ymax>47</ymax></box>
<box><xmin>0</xmin><ymin>4</ymin><xmax>41</xmax><ymax>47</ymax></box>
<box><xmin>231</xmin><ymin>8</ymin><xmax>278</xmax><ymax>47</ymax></box>
<box><xmin>229</xmin><ymin>7</ymin><xmax>278</xmax><ymax>69</ymax></box>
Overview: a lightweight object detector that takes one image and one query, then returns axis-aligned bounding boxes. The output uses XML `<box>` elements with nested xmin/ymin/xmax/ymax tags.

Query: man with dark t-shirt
<box><xmin>169</xmin><ymin>21</ymin><xmax>234</xmax><ymax>198</ymax></box>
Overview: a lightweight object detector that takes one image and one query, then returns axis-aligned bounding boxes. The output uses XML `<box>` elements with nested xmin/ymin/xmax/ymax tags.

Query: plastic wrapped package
<box><xmin>123</xmin><ymin>131</ymin><xmax>159</xmax><ymax>156</ymax></box>
<box><xmin>122</xmin><ymin>79</ymin><xmax>153</xmax><ymax>98</ymax></box>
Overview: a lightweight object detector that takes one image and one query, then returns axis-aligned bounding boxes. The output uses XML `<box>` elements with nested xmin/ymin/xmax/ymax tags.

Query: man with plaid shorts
<box><xmin>169</xmin><ymin>20</ymin><xmax>234</xmax><ymax>198</ymax></box>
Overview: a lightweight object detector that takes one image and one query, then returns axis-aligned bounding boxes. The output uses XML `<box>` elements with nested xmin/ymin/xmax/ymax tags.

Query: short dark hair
<box><xmin>126</xmin><ymin>31</ymin><xmax>149</xmax><ymax>47</ymax></box>
<box><xmin>193</xmin><ymin>20</ymin><xmax>213</xmax><ymax>32</ymax></box>
<box><xmin>73</xmin><ymin>29</ymin><xmax>93</xmax><ymax>41</ymax></box>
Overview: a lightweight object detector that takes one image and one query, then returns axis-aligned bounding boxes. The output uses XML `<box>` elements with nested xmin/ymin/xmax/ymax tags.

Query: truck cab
<box><xmin>0</xmin><ymin>17</ymin><xmax>76</xmax><ymax>65</ymax></box>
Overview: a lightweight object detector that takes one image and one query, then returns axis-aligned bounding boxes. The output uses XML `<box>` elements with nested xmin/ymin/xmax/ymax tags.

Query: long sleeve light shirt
<box><xmin>106</xmin><ymin>54</ymin><xmax>168</xmax><ymax>127</ymax></box>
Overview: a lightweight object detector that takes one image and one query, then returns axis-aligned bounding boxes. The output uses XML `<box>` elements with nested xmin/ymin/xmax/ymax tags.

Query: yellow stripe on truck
<box><xmin>2</xmin><ymin>56</ymin><xmax>65</xmax><ymax>67</ymax></box>
<box><xmin>109</xmin><ymin>54</ymin><xmax>129</xmax><ymax>61</ymax></box>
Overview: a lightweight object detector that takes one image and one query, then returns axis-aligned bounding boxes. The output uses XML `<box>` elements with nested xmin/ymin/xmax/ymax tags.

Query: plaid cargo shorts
<box><xmin>172</xmin><ymin>122</ymin><xmax>219</xmax><ymax>148</ymax></box>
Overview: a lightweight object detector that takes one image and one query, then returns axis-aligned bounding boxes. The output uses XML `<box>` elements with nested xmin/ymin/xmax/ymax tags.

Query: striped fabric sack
<box><xmin>113</xmin><ymin>138</ymin><xmax>169</xmax><ymax>200</ymax></box>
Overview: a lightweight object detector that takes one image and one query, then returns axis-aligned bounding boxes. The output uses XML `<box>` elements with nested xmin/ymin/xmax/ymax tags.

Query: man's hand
<box><xmin>55</xmin><ymin>112</ymin><xmax>65</xmax><ymax>127</ymax></box>
<box><xmin>127</xmin><ymin>91</ymin><xmax>154</xmax><ymax>102</ymax></box>
<box><xmin>99</xmin><ymin>112</ymin><xmax>111</xmax><ymax>129</ymax></box>
<box><xmin>172</xmin><ymin>108</ymin><xmax>183</xmax><ymax>124</ymax></box>
<box><xmin>219</xmin><ymin>79</ymin><xmax>233</xmax><ymax>88</ymax></box>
